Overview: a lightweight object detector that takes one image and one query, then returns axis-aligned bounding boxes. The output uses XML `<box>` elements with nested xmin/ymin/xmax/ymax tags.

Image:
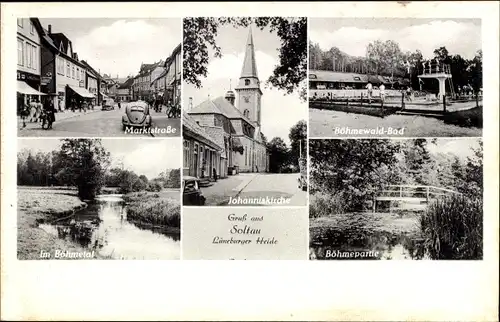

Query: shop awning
<box><xmin>67</xmin><ymin>85</ymin><xmax>95</xmax><ymax>98</ymax></box>
<box><xmin>17</xmin><ymin>81</ymin><xmax>46</xmax><ymax>95</ymax></box>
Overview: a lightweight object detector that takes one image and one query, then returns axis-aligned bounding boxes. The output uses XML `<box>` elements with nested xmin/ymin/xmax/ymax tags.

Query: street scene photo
<box><xmin>309</xmin><ymin>18</ymin><xmax>483</xmax><ymax>137</ymax></box>
<box><xmin>17</xmin><ymin>138</ymin><xmax>181</xmax><ymax>260</ymax></box>
<box><xmin>309</xmin><ymin>138</ymin><xmax>483</xmax><ymax>260</ymax></box>
<box><xmin>17</xmin><ymin>18</ymin><xmax>181</xmax><ymax>137</ymax></box>
<box><xmin>182</xmin><ymin>17</ymin><xmax>308</xmax><ymax>206</ymax></box>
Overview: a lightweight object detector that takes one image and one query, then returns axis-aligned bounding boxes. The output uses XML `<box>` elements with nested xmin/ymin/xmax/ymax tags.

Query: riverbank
<box><xmin>17</xmin><ymin>186</ymin><xmax>105</xmax><ymax>260</ymax></box>
<box><xmin>123</xmin><ymin>190</ymin><xmax>181</xmax><ymax>236</ymax></box>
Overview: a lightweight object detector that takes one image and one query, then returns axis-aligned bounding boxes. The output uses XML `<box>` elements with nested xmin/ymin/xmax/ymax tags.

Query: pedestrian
<box><xmin>379</xmin><ymin>83</ymin><xmax>386</xmax><ymax>103</ymax></box>
<box><xmin>212</xmin><ymin>167</ymin><xmax>217</xmax><ymax>182</ymax></box>
<box><xmin>36</xmin><ymin>98</ymin><xmax>43</xmax><ymax>122</ymax></box>
<box><xmin>29</xmin><ymin>97</ymin><xmax>38</xmax><ymax>122</ymax></box>
<box><xmin>406</xmin><ymin>86</ymin><xmax>413</xmax><ymax>102</ymax></box>
<box><xmin>20</xmin><ymin>96</ymin><xmax>30</xmax><ymax>128</ymax></box>
<box><xmin>43</xmin><ymin>96</ymin><xmax>56</xmax><ymax>129</ymax></box>
<box><xmin>365</xmin><ymin>82</ymin><xmax>373</xmax><ymax>102</ymax></box>
<box><xmin>118</xmin><ymin>101</ymin><xmax>121</xmax><ymax>110</ymax></box>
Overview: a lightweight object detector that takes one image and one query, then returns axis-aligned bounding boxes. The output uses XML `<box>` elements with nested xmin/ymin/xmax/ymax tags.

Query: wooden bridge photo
<box><xmin>372</xmin><ymin>184</ymin><xmax>461</xmax><ymax>213</ymax></box>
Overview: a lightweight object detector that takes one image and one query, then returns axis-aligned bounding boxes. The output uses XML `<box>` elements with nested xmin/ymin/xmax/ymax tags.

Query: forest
<box><xmin>17</xmin><ymin>139</ymin><xmax>180</xmax><ymax>200</ymax></box>
<box><xmin>309</xmin><ymin>139</ymin><xmax>483</xmax><ymax>260</ymax></box>
<box><xmin>309</xmin><ymin>40</ymin><xmax>483</xmax><ymax>94</ymax></box>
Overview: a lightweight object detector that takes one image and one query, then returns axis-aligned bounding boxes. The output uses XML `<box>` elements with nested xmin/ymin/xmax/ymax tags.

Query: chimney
<box><xmin>48</xmin><ymin>24</ymin><xmax>52</xmax><ymax>34</ymax></box>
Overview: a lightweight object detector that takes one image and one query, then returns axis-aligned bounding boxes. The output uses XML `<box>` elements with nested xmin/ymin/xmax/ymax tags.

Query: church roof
<box><xmin>189</xmin><ymin>96</ymin><xmax>253</xmax><ymax>125</ymax></box>
<box><xmin>240</xmin><ymin>28</ymin><xmax>259</xmax><ymax>79</ymax></box>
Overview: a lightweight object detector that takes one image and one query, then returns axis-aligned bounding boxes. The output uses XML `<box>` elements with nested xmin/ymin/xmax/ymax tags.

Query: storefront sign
<box><xmin>17</xmin><ymin>71</ymin><xmax>41</xmax><ymax>83</ymax></box>
<box><xmin>41</xmin><ymin>77</ymin><xmax>51</xmax><ymax>85</ymax></box>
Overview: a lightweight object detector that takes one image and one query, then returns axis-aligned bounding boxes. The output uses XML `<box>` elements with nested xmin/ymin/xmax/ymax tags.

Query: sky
<box><xmin>310</xmin><ymin>18</ymin><xmax>482</xmax><ymax>60</ymax></box>
<box><xmin>39</xmin><ymin>18</ymin><xmax>181</xmax><ymax>78</ymax></box>
<box><xmin>18</xmin><ymin>139</ymin><xmax>181</xmax><ymax>180</ymax></box>
<box><xmin>183</xmin><ymin>22</ymin><xmax>307</xmax><ymax>146</ymax></box>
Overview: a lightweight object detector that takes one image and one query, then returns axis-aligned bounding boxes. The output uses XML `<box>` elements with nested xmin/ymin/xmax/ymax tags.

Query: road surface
<box><xmin>18</xmin><ymin>104</ymin><xmax>180</xmax><ymax>137</ymax></box>
<box><xmin>201</xmin><ymin>173</ymin><xmax>307</xmax><ymax>206</ymax></box>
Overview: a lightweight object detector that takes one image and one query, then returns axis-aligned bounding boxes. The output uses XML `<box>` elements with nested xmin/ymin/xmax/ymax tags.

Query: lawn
<box><xmin>442</xmin><ymin>106</ymin><xmax>482</xmax><ymax>128</ymax></box>
<box><xmin>17</xmin><ymin>186</ymin><xmax>104</xmax><ymax>260</ymax></box>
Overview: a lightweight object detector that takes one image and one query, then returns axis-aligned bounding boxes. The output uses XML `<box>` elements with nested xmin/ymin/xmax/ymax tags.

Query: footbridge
<box><xmin>373</xmin><ymin>184</ymin><xmax>461</xmax><ymax>213</ymax></box>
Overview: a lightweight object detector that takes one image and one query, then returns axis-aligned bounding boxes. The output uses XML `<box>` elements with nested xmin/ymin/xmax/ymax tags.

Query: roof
<box><xmin>190</xmin><ymin>96</ymin><xmax>253</xmax><ymax>125</ymax></box>
<box><xmin>309</xmin><ymin>70</ymin><xmax>369</xmax><ymax>83</ymax></box>
<box><xmin>203</xmin><ymin>126</ymin><xmax>226</xmax><ymax>157</ymax></box>
<box><xmin>139</xmin><ymin>61</ymin><xmax>163</xmax><ymax>76</ymax></box>
<box><xmin>182</xmin><ymin>112</ymin><xmax>223</xmax><ymax>151</ymax></box>
<box><xmin>309</xmin><ymin>69</ymin><xmax>409</xmax><ymax>85</ymax></box>
<box><xmin>80</xmin><ymin>60</ymin><xmax>103</xmax><ymax>79</ymax></box>
<box><xmin>118</xmin><ymin>78</ymin><xmax>134</xmax><ymax>89</ymax></box>
<box><xmin>240</xmin><ymin>28</ymin><xmax>258</xmax><ymax>79</ymax></box>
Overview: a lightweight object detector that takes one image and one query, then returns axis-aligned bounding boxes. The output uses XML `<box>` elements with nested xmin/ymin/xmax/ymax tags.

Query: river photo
<box><xmin>17</xmin><ymin>139</ymin><xmax>182</xmax><ymax>260</ymax></box>
<box><xmin>39</xmin><ymin>194</ymin><xmax>180</xmax><ymax>260</ymax></box>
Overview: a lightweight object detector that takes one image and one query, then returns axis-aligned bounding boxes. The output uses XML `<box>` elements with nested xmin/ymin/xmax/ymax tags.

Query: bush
<box><xmin>309</xmin><ymin>193</ymin><xmax>348</xmax><ymax>218</ymax></box>
<box><xmin>419</xmin><ymin>194</ymin><xmax>483</xmax><ymax>259</ymax></box>
<box><xmin>146</xmin><ymin>181</ymin><xmax>162</xmax><ymax>192</ymax></box>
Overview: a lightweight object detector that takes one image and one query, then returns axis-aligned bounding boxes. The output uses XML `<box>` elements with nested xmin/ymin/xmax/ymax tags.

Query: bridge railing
<box><xmin>377</xmin><ymin>184</ymin><xmax>461</xmax><ymax>200</ymax></box>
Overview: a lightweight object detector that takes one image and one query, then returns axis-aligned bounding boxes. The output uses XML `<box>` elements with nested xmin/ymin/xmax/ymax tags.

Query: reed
<box><xmin>419</xmin><ymin>194</ymin><xmax>483</xmax><ymax>259</ymax></box>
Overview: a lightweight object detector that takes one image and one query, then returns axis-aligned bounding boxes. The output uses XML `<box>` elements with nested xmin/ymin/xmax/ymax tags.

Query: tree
<box><xmin>58</xmin><ymin>139</ymin><xmax>110</xmax><ymax>200</ymax></box>
<box><xmin>167</xmin><ymin>169</ymin><xmax>181</xmax><ymax>188</ymax></box>
<box><xmin>469</xmin><ymin>50</ymin><xmax>483</xmax><ymax>94</ymax></box>
<box><xmin>401</xmin><ymin>139</ymin><xmax>433</xmax><ymax>185</ymax></box>
<box><xmin>366</xmin><ymin>40</ymin><xmax>404</xmax><ymax>79</ymax></box>
<box><xmin>309</xmin><ymin>139</ymin><xmax>399</xmax><ymax>211</ymax></box>
<box><xmin>266</xmin><ymin>137</ymin><xmax>289</xmax><ymax>173</ymax></box>
<box><xmin>183</xmin><ymin>17</ymin><xmax>307</xmax><ymax>100</ymax></box>
<box><xmin>288</xmin><ymin>120</ymin><xmax>307</xmax><ymax>168</ymax></box>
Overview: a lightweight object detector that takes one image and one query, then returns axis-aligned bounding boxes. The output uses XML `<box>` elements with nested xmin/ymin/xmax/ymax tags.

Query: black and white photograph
<box><xmin>182</xmin><ymin>17</ymin><xmax>308</xmax><ymax>206</ymax></box>
<box><xmin>17</xmin><ymin>138</ymin><xmax>181</xmax><ymax>260</ymax></box>
<box><xmin>17</xmin><ymin>18</ymin><xmax>181</xmax><ymax>137</ymax></box>
<box><xmin>309</xmin><ymin>138</ymin><xmax>483</xmax><ymax>260</ymax></box>
<box><xmin>309</xmin><ymin>18</ymin><xmax>483</xmax><ymax>138</ymax></box>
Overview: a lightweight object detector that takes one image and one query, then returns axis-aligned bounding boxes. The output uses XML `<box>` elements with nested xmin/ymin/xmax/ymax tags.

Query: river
<box><xmin>39</xmin><ymin>194</ymin><xmax>180</xmax><ymax>260</ymax></box>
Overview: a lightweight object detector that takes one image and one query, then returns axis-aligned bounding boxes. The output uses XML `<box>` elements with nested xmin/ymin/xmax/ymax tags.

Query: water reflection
<box><xmin>309</xmin><ymin>213</ymin><xmax>427</xmax><ymax>260</ymax></box>
<box><xmin>39</xmin><ymin>194</ymin><xmax>180</xmax><ymax>260</ymax></box>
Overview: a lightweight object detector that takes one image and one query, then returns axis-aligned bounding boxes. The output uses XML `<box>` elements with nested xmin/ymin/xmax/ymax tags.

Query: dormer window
<box><xmin>244</xmin><ymin>79</ymin><xmax>250</xmax><ymax>86</ymax></box>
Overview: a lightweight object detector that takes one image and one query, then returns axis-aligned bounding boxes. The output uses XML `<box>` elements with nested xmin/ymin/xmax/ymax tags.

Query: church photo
<box><xmin>182</xmin><ymin>17</ymin><xmax>308</xmax><ymax>206</ymax></box>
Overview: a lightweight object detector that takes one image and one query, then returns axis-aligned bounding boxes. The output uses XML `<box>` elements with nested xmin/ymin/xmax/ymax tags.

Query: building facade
<box><xmin>183</xmin><ymin>112</ymin><xmax>224</xmax><ymax>180</ymax></box>
<box><xmin>17</xmin><ymin>18</ymin><xmax>42</xmax><ymax>92</ymax></box>
<box><xmin>117</xmin><ymin>78</ymin><xmax>134</xmax><ymax>102</ymax></box>
<box><xmin>39</xmin><ymin>23</ymin><xmax>94</xmax><ymax>110</ymax></box>
<box><xmin>186</xmin><ymin>29</ymin><xmax>269</xmax><ymax>178</ymax></box>
<box><xmin>132</xmin><ymin>61</ymin><xmax>163</xmax><ymax>101</ymax></box>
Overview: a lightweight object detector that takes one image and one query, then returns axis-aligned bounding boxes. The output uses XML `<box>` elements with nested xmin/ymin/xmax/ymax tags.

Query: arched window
<box><xmin>244</xmin><ymin>79</ymin><xmax>250</xmax><ymax>86</ymax></box>
<box><xmin>243</xmin><ymin>109</ymin><xmax>249</xmax><ymax>118</ymax></box>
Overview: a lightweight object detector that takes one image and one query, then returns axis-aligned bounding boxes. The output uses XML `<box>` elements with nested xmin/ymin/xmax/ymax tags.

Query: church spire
<box><xmin>240</xmin><ymin>27</ymin><xmax>258</xmax><ymax>79</ymax></box>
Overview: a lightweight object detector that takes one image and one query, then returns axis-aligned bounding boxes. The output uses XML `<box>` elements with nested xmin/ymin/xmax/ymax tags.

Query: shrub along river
<box><xmin>38</xmin><ymin>194</ymin><xmax>180</xmax><ymax>260</ymax></box>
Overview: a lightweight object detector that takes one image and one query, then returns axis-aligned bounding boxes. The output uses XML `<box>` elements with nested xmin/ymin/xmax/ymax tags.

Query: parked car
<box><xmin>122</xmin><ymin>101</ymin><xmax>152</xmax><ymax>131</ymax></box>
<box><xmin>183</xmin><ymin>176</ymin><xmax>206</xmax><ymax>206</ymax></box>
<box><xmin>102</xmin><ymin>98</ymin><xmax>115</xmax><ymax>111</ymax></box>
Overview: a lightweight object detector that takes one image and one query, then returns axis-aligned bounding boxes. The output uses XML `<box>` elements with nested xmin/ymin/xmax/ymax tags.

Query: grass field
<box><xmin>17</xmin><ymin>186</ymin><xmax>103</xmax><ymax>260</ymax></box>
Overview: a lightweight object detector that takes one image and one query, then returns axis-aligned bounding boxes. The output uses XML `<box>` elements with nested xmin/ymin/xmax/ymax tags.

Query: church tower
<box><xmin>235</xmin><ymin>27</ymin><xmax>263</xmax><ymax>126</ymax></box>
